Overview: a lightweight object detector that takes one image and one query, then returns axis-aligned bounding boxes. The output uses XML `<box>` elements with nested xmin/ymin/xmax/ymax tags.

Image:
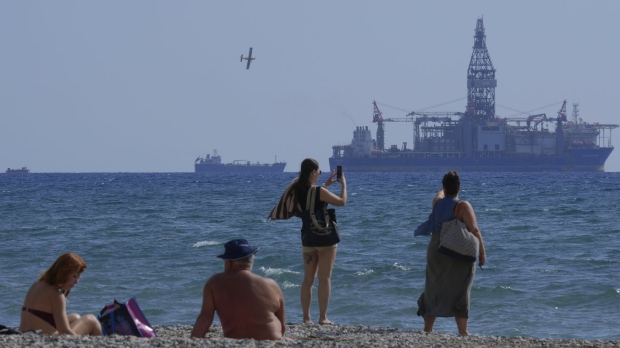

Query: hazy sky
<box><xmin>2</xmin><ymin>1</ymin><xmax>619</xmax><ymax>173</ymax></box>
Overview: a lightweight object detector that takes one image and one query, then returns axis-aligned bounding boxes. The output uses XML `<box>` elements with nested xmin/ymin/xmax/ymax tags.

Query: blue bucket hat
<box><xmin>217</xmin><ymin>239</ymin><xmax>260</xmax><ymax>260</ymax></box>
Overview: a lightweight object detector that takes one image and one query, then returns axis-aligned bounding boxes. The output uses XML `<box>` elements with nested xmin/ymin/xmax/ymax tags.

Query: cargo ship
<box><xmin>5</xmin><ymin>167</ymin><xmax>30</xmax><ymax>174</ymax></box>
<box><xmin>195</xmin><ymin>150</ymin><xmax>286</xmax><ymax>173</ymax></box>
<box><xmin>329</xmin><ymin>18</ymin><xmax>618</xmax><ymax>172</ymax></box>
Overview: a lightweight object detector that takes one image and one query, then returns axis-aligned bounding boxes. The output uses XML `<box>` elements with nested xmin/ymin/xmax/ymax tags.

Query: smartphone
<box><xmin>337</xmin><ymin>165</ymin><xmax>343</xmax><ymax>179</ymax></box>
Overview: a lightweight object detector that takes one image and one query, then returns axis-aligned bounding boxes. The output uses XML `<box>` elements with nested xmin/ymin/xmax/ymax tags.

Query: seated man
<box><xmin>191</xmin><ymin>239</ymin><xmax>286</xmax><ymax>340</ymax></box>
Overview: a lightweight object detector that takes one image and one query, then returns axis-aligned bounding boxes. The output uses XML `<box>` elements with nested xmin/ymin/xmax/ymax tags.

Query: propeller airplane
<box><xmin>240</xmin><ymin>47</ymin><xmax>255</xmax><ymax>69</ymax></box>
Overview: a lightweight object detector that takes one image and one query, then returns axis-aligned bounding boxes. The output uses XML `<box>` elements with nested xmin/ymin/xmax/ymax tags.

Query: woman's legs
<box><xmin>455</xmin><ymin>317</ymin><xmax>469</xmax><ymax>336</ymax></box>
<box><xmin>70</xmin><ymin>314</ymin><xmax>102</xmax><ymax>336</ymax></box>
<box><xmin>424</xmin><ymin>316</ymin><xmax>468</xmax><ymax>335</ymax></box>
<box><xmin>67</xmin><ymin>313</ymin><xmax>80</xmax><ymax>324</ymax></box>
<box><xmin>301</xmin><ymin>250</ymin><xmax>319</xmax><ymax>324</ymax></box>
<box><xmin>316</xmin><ymin>247</ymin><xmax>337</xmax><ymax>325</ymax></box>
<box><xmin>423</xmin><ymin>315</ymin><xmax>436</xmax><ymax>332</ymax></box>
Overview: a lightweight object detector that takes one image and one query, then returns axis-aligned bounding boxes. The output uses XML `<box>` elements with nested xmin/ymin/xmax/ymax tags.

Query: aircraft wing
<box><xmin>246</xmin><ymin>47</ymin><xmax>253</xmax><ymax>69</ymax></box>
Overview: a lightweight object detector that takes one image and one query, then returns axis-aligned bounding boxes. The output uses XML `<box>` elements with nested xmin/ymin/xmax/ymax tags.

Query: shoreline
<box><xmin>1</xmin><ymin>324</ymin><xmax>619</xmax><ymax>347</ymax></box>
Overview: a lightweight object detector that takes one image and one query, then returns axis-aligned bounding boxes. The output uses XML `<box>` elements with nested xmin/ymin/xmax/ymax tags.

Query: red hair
<box><xmin>38</xmin><ymin>253</ymin><xmax>87</xmax><ymax>297</ymax></box>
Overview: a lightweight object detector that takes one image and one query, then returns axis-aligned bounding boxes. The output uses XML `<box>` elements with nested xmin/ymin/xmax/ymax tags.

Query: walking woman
<box><xmin>293</xmin><ymin>158</ymin><xmax>347</xmax><ymax>324</ymax></box>
<box><xmin>417</xmin><ymin>171</ymin><xmax>486</xmax><ymax>335</ymax></box>
<box><xmin>20</xmin><ymin>253</ymin><xmax>102</xmax><ymax>335</ymax></box>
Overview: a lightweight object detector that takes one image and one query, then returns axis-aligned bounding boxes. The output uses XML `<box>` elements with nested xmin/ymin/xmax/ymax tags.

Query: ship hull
<box><xmin>329</xmin><ymin>148</ymin><xmax>613</xmax><ymax>172</ymax></box>
<box><xmin>5</xmin><ymin>168</ymin><xmax>30</xmax><ymax>174</ymax></box>
<box><xmin>195</xmin><ymin>162</ymin><xmax>286</xmax><ymax>173</ymax></box>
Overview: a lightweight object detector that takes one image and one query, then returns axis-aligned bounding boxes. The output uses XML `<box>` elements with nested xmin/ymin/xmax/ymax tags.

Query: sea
<box><xmin>1</xmin><ymin>172</ymin><xmax>619</xmax><ymax>340</ymax></box>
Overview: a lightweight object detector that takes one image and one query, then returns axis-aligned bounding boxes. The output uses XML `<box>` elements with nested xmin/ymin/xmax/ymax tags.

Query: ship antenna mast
<box><xmin>467</xmin><ymin>17</ymin><xmax>497</xmax><ymax>123</ymax></box>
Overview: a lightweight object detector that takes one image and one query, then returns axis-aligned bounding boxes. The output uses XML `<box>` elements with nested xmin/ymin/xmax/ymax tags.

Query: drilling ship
<box><xmin>329</xmin><ymin>18</ymin><xmax>618</xmax><ymax>172</ymax></box>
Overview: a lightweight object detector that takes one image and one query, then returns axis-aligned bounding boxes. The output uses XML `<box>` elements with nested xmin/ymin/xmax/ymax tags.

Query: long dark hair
<box><xmin>293</xmin><ymin>158</ymin><xmax>319</xmax><ymax>191</ymax></box>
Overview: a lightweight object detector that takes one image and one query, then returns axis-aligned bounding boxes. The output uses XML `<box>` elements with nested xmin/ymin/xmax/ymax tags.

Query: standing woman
<box><xmin>417</xmin><ymin>171</ymin><xmax>486</xmax><ymax>335</ymax></box>
<box><xmin>294</xmin><ymin>158</ymin><xmax>347</xmax><ymax>325</ymax></box>
<box><xmin>20</xmin><ymin>253</ymin><xmax>102</xmax><ymax>335</ymax></box>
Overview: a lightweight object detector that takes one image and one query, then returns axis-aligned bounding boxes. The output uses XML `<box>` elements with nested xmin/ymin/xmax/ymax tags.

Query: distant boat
<box><xmin>6</xmin><ymin>167</ymin><xmax>30</xmax><ymax>174</ymax></box>
<box><xmin>194</xmin><ymin>150</ymin><xmax>286</xmax><ymax>173</ymax></box>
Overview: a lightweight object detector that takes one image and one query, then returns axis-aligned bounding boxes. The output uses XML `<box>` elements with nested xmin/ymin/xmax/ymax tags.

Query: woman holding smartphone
<box><xmin>292</xmin><ymin>158</ymin><xmax>347</xmax><ymax>325</ymax></box>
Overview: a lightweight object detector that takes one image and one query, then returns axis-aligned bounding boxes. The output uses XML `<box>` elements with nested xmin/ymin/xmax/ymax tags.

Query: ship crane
<box><xmin>406</xmin><ymin>111</ymin><xmax>464</xmax><ymax>117</ymax></box>
<box><xmin>372</xmin><ymin>101</ymin><xmax>419</xmax><ymax>150</ymax></box>
<box><xmin>406</xmin><ymin>111</ymin><xmax>463</xmax><ymax>150</ymax></box>
<box><xmin>372</xmin><ymin>101</ymin><xmax>461</xmax><ymax>151</ymax></box>
<box><xmin>503</xmin><ymin>113</ymin><xmax>552</xmax><ymax>131</ymax></box>
<box><xmin>406</xmin><ymin>111</ymin><xmax>464</xmax><ymax>128</ymax></box>
<box><xmin>506</xmin><ymin>101</ymin><xmax>568</xmax><ymax>130</ymax></box>
<box><xmin>557</xmin><ymin>100</ymin><xmax>568</xmax><ymax>121</ymax></box>
<box><xmin>526</xmin><ymin>114</ymin><xmax>547</xmax><ymax>130</ymax></box>
<box><xmin>382</xmin><ymin>116</ymin><xmax>415</xmax><ymax>122</ymax></box>
<box><xmin>372</xmin><ymin>101</ymin><xmax>386</xmax><ymax>150</ymax></box>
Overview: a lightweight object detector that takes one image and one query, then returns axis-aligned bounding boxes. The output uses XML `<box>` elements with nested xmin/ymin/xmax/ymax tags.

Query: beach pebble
<box><xmin>1</xmin><ymin>324</ymin><xmax>619</xmax><ymax>347</ymax></box>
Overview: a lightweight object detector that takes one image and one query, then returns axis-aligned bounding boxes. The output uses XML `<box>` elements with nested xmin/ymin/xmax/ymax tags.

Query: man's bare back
<box><xmin>191</xmin><ymin>239</ymin><xmax>286</xmax><ymax>341</ymax></box>
<box><xmin>210</xmin><ymin>270</ymin><xmax>284</xmax><ymax>340</ymax></box>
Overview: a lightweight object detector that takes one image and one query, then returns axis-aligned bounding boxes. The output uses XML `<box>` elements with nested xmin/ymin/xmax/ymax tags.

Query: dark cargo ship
<box><xmin>195</xmin><ymin>150</ymin><xmax>286</xmax><ymax>173</ymax></box>
<box><xmin>329</xmin><ymin>18</ymin><xmax>618</xmax><ymax>172</ymax></box>
<box><xmin>5</xmin><ymin>167</ymin><xmax>30</xmax><ymax>174</ymax></box>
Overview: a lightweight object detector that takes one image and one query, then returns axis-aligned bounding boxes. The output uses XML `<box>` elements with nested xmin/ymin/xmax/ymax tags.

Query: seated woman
<box><xmin>20</xmin><ymin>253</ymin><xmax>102</xmax><ymax>335</ymax></box>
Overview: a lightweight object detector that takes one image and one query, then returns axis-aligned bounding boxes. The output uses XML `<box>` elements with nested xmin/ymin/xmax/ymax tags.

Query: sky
<box><xmin>1</xmin><ymin>1</ymin><xmax>619</xmax><ymax>173</ymax></box>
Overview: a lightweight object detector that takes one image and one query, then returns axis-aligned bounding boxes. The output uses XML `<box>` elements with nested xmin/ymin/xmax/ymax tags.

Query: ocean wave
<box><xmin>192</xmin><ymin>240</ymin><xmax>221</xmax><ymax>248</ymax></box>
<box><xmin>476</xmin><ymin>285</ymin><xmax>525</xmax><ymax>295</ymax></box>
<box><xmin>259</xmin><ymin>267</ymin><xmax>300</xmax><ymax>277</ymax></box>
<box><xmin>281</xmin><ymin>280</ymin><xmax>299</xmax><ymax>289</ymax></box>
<box><xmin>391</xmin><ymin>263</ymin><xmax>411</xmax><ymax>271</ymax></box>
<box><xmin>356</xmin><ymin>269</ymin><xmax>374</xmax><ymax>276</ymax></box>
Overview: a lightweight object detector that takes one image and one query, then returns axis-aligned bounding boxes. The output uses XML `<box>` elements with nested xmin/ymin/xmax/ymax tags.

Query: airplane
<box><xmin>240</xmin><ymin>47</ymin><xmax>255</xmax><ymax>69</ymax></box>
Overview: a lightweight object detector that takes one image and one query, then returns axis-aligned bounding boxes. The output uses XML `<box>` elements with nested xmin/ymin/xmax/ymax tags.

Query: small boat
<box><xmin>6</xmin><ymin>167</ymin><xmax>30</xmax><ymax>174</ymax></box>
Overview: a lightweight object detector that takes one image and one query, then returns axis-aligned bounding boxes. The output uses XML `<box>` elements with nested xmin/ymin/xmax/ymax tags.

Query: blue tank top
<box><xmin>429</xmin><ymin>197</ymin><xmax>459</xmax><ymax>233</ymax></box>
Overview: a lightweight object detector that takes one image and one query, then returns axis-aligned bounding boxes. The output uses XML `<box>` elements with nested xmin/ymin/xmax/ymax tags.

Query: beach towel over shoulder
<box><xmin>267</xmin><ymin>178</ymin><xmax>302</xmax><ymax>221</ymax></box>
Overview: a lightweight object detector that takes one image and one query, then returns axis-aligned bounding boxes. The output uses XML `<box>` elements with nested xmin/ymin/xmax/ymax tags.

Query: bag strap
<box><xmin>110</xmin><ymin>310</ymin><xmax>115</xmax><ymax>335</ymax></box>
<box><xmin>306</xmin><ymin>186</ymin><xmax>330</xmax><ymax>231</ymax></box>
<box><xmin>453</xmin><ymin>200</ymin><xmax>463</xmax><ymax>219</ymax></box>
<box><xmin>305</xmin><ymin>186</ymin><xmax>314</xmax><ymax>211</ymax></box>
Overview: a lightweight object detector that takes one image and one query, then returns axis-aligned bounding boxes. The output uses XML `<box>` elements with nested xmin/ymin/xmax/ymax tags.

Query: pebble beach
<box><xmin>2</xmin><ymin>324</ymin><xmax>619</xmax><ymax>348</ymax></box>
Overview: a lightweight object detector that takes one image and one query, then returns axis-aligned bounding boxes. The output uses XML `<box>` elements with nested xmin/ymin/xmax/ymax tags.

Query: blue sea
<box><xmin>1</xmin><ymin>172</ymin><xmax>619</xmax><ymax>340</ymax></box>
